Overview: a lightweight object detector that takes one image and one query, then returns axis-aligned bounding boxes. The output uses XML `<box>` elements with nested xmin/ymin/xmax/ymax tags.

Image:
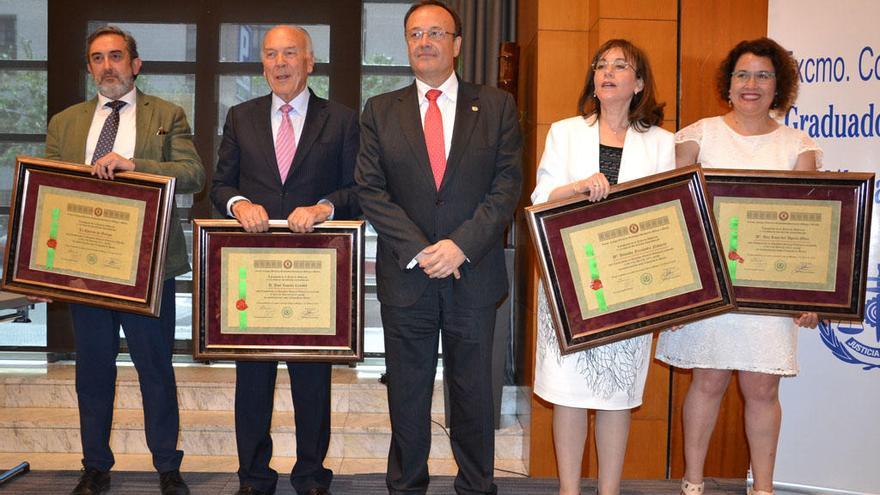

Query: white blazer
<box><xmin>531</xmin><ymin>115</ymin><xmax>675</xmax><ymax>204</ymax></box>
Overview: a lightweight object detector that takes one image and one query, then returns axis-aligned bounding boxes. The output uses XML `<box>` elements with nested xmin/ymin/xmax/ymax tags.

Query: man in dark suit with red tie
<box><xmin>355</xmin><ymin>2</ymin><xmax>522</xmax><ymax>493</ymax></box>
<box><xmin>211</xmin><ymin>25</ymin><xmax>359</xmax><ymax>495</ymax></box>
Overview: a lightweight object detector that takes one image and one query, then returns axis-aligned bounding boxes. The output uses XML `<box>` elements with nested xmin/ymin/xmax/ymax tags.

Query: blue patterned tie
<box><xmin>91</xmin><ymin>100</ymin><xmax>127</xmax><ymax>164</ymax></box>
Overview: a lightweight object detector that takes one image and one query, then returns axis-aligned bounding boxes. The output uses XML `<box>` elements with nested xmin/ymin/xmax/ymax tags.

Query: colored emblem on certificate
<box><xmin>714</xmin><ymin>197</ymin><xmax>839</xmax><ymax>291</ymax></box>
<box><xmin>560</xmin><ymin>200</ymin><xmax>703</xmax><ymax>319</ymax></box>
<box><xmin>29</xmin><ymin>186</ymin><xmax>146</xmax><ymax>285</ymax></box>
<box><xmin>219</xmin><ymin>248</ymin><xmax>337</xmax><ymax>335</ymax></box>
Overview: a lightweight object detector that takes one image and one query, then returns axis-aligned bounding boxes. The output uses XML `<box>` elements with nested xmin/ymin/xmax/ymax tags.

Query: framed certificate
<box><xmin>193</xmin><ymin>219</ymin><xmax>364</xmax><ymax>362</ymax></box>
<box><xmin>704</xmin><ymin>169</ymin><xmax>874</xmax><ymax>320</ymax></box>
<box><xmin>526</xmin><ymin>165</ymin><xmax>736</xmax><ymax>354</ymax></box>
<box><xmin>1</xmin><ymin>156</ymin><xmax>175</xmax><ymax>316</ymax></box>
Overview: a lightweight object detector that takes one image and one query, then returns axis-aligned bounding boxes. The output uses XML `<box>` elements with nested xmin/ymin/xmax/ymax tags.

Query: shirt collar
<box><xmin>415</xmin><ymin>72</ymin><xmax>458</xmax><ymax>104</ymax></box>
<box><xmin>272</xmin><ymin>88</ymin><xmax>310</xmax><ymax>117</ymax></box>
<box><xmin>96</xmin><ymin>86</ymin><xmax>137</xmax><ymax>109</ymax></box>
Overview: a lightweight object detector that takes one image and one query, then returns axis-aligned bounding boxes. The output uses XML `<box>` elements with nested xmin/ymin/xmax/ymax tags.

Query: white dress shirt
<box><xmin>408</xmin><ymin>73</ymin><xmax>462</xmax><ymax>268</ymax></box>
<box><xmin>85</xmin><ymin>87</ymin><xmax>137</xmax><ymax>165</ymax></box>
<box><xmin>415</xmin><ymin>72</ymin><xmax>458</xmax><ymax>159</ymax></box>
<box><xmin>226</xmin><ymin>88</ymin><xmax>321</xmax><ymax>217</ymax></box>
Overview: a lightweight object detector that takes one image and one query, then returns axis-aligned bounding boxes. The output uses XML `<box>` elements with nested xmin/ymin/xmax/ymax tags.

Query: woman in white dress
<box><xmin>655</xmin><ymin>38</ymin><xmax>821</xmax><ymax>495</ymax></box>
<box><xmin>531</xmin><ymin>39</ymin><xmax>674</xmax><ymax>495</ymax></box>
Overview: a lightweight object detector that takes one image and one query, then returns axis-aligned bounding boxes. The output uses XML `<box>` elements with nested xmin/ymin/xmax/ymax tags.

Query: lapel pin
<box><xmin>156</xmin><ymin>127</ymin><xmax>167</xmax><ymax>136</ymax></box>
<box><xmin>471</xmin><ymin>106</ymin><xmax>479</xmax><ymax>112</ymax></box>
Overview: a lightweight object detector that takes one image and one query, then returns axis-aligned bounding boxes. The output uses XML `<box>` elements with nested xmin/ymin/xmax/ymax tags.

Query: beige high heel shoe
<box><xmin>680</xmin><ymin>479</ymin><xmax>704</xmax><ymax>495</ymax></box>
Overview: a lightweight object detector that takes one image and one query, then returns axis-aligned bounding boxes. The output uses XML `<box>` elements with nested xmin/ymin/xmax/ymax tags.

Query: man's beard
<box><xmin>96</xmin><ymin>72</ymin><xmax>134</xmax><ymax>100</ymax></box>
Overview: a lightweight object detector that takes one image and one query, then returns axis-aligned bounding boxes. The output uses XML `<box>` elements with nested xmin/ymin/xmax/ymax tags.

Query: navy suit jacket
<box><xmin>356</xmin><ymin>80</ymin><xmax>523</xmax><ymax>308</ymax></box>
<box><xmin>211</xmin><ymin>91</ymin><xmax>359</xmax><ymax>220</ymax></box>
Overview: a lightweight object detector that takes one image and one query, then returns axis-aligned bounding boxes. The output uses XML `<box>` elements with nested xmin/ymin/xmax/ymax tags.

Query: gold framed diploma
<box><xmin>1</xmin><ymin>156</ymin><xmax>175</xmax><ymax>316</ymax></box>
<box><xmin>193</xmin><ymin>219</ymin><xmax>364</xmax><ymax>362</ymax></box>
<box><xmin>526</xmin><ymin>166</ymin><xmax>736</xmax><ymax>354</ymax></box>
<box><xmin>704</xmin><ymin>169</ymin><xmax>874</xmax><ymax>319</ymax></box>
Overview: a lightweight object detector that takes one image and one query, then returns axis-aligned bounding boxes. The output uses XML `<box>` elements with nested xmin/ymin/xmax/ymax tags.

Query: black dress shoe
<box><xmin>235</xmin><ymin>487</ymin><xmax>274</xmax><ymax>495</ymax></box>
<box><xmin>70</xmin><ymin>467</ymin><xmax>110</xmax><ymax>495</ymax></box>
<box><xmin>305</xmin><ymin>488</ymin><xmax>331</xmax><ymax>495</ymax></box>
<box><xmin>159</xmin><ymin>469</ymin><xmax>190</xmax><ymax>495</ymax></box>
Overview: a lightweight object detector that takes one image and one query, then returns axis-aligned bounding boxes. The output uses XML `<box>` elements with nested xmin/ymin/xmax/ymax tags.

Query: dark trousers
<box><xmin>70</xmin><ymin>278</ymin><xmax>182</xmax><ymax>473</ymax></box>
<box><xmin>234</xmin><ymin>360</ymin><xmax>333</xmax><ymax>495</ymax></box>
<box><xmin>381</xmin><ymin>279</ymin><xmax>498</xmax><ymax>495</ymax></box>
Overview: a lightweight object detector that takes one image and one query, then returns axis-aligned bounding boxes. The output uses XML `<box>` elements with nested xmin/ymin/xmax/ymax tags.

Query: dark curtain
<box><xmin>449</xmin><ymin>0</ymin><xmax>517</xmax><ymax>86</ymax></box>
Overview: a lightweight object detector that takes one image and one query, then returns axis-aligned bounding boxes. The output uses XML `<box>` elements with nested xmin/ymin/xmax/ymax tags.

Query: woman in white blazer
<box><xmin>531</xmin><ymin>39</ymin><xmax>674</xmax><ymax>495</ymax></box>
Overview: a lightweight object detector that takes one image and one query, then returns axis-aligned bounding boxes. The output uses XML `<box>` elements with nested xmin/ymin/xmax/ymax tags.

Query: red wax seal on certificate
<box><xmin>728</xmin><ymin>250</ymin><xmax>744</xmax><ymax>263</ymax></box>
<box><xmin>236</xmin><ymin>299</ymin><xmax>248</xmax><ymax>311</ymax></box>
<box><xmin>47</xmin><ymin>239</ymin><xmax>57</xmax><ymax>249</ymax></box>
<box><xmin>590</xmin><ymin>279</ymin><xmax>603</xmax><ymax>291</ymax></box>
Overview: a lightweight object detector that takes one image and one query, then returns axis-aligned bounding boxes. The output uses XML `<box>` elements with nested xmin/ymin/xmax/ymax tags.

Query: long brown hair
<box><xmin>576</xmin><ymin>39</ymin><xmax>664</xmax><ymax>131</ymax></box>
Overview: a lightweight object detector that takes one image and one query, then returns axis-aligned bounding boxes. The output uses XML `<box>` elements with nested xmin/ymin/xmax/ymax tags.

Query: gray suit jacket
<box><xmin>45</xmin><ymin>90</ymin><xmax>205</xmax><ymax>279</ymax></box>
<box><xmin>356</xmin><ymin>79</ymin><xmax>523</xmax><ymax>308</ymax></box>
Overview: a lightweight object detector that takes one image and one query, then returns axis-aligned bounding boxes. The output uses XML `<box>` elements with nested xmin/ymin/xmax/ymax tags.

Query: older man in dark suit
<box><xmin>211</xmin><ymin>25</ymin><xmax>358</xmax><ymax>495</ymax></box>
<box><xmin>355</xmin><ymin>2</ymin><xmax>522</xmax><ymax>493</ymax></box>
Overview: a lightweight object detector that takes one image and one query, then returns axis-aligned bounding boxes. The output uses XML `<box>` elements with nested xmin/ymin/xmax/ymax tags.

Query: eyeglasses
<box><xmin>592</xmin><ymin>59</ymin><xmax>634</xmax><ymax>72</ymax></box>
<box><xmin>406</xmin><ymin>29</ymin><xmax>458</xmax><ymax>42</ymax></box>
<box><xmin>731</xmin><ymin>70</ymin><xmax>776</xmax><ymax>83</ymax></box>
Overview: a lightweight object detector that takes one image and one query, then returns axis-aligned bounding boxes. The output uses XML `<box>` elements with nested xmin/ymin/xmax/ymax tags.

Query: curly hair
<box><xmin>576</xmin><ymin>38</ymin><xmax>665</xmax><ymax>131</ymax></box>
<box><xmin>716</xmin><ymin>37</ymin><xmax>799</xmax><ymax>113</ymax></box>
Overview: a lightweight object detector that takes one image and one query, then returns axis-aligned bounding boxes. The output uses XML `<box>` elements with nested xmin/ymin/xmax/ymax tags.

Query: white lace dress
<box><xmin>655</xmin><ymin>116</ymin><xmax>823</xmax><ymax>375</ymax></box>
<box><xmin>532</xmin><ymin>116</ymin><xmax>674</xmax><ymax>409</ymax></box>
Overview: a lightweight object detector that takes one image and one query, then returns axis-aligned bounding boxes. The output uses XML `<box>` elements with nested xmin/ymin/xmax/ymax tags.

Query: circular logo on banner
<box><xmin>283</xmin><ymin>259</ymin><xmax>293</xmax><ymax>270</ymax></box>
<box><xmin>629</xmin><ymin>223</ymin><xmax>639</xmax><ymax>234</ymax></box>
<box><xmin>778</xmin><ymin>211</ymin><xmax>790</xmax><ymax>221</ymax></box>
<box><xmin>820</xmin><ymin>265</ymin><xmax>880</xmax><ymax>370</ymax></box>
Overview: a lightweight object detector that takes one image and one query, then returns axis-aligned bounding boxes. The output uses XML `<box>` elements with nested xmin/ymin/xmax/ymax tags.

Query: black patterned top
<box><xmin>599</xmin><ymin>144</ymin><xmax>623</xmax><ymax>185</ymax></box>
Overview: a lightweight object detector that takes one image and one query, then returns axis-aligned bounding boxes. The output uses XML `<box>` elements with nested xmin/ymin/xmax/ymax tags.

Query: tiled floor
<box><xmin>0</xmin><ymin>452</ymin><xmax>529</xmax><ymax>477</ymax></box>
<box><xmin>0</xmin><ymin>470</ymin><xmax>757</xmax><ymax>495</ymax></box>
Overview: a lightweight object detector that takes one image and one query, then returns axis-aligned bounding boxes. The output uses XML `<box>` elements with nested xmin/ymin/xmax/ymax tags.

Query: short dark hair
<box><xmin>576</xmin><ymin>39</ymin><xmax>665</xmax><ymax>131</ymax></box>
<box><xmin>716</xmin><ymin>37</ymin><xmax>799</xmax><ymax>113</ymax></box>
<box><xmin>86</xmin><ymin>25</ymin><xmax>140</xmax><ymax>62</ymax></box>
<box><xmin>404</xmin><ymin>0</ymin><xmax>462</xmax><ymax>37</ymax></box>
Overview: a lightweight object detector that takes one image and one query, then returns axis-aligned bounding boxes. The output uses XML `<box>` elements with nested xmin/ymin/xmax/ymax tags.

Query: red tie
<box><xmin>424</xmin><ymin>89</ymin><xmax>446</xmax><ymax>190</ymax></box>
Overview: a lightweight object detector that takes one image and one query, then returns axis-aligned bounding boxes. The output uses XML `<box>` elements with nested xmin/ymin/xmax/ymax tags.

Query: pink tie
<box><xmin>424</xmin><ymin>89</ymin><xmax>446</xmax><ymax>190</ymax></box>
<box><xmin>276</xmin><ymin>104</ymin><xmax>297</xmax><ymax>184</ymax></box>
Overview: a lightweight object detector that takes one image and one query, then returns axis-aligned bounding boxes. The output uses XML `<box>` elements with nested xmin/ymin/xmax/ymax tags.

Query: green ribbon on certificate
<box><xmin>237</xmin><ymin>267</ymin><xmax>248</xmax><ymax>329</ymax></box>
<box><xmin>584</xmin><ymin>243</ymin><xmax>607</xmax><ymax>311</ymax></box>
<box><xmin>46</xmin><ymin>208</ymin><xmax>60</xmax><ymax>269</ymax></box>
<box><xmin>728</xmin><ymin>216</ymin><xmax>740</xmax><ymax>281</ymax></box>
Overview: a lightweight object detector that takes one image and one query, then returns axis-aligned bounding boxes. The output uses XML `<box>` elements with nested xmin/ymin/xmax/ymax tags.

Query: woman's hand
<box><xmin>793</xmin><ymin>312</ymin><xmax>820</xmax><ymax>329</ymax></box>
<box><xmin>572</xmin><ymin>172</ymin><xmax>610</xmax><ymax>202</ymax></box>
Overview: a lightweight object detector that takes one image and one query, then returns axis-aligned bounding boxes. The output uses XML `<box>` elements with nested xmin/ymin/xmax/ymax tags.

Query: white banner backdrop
<box><xmin>769</xmin><ymin>1</ymin><xmax>880</xmax><ymax>493</ymax></box>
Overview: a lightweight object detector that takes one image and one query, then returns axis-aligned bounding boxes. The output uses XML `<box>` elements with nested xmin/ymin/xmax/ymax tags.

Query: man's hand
<box><xmin>417</xmin><ymin>239</ymin><xmax>465</xmax><ymax>279</ymax></box>
<box><xmin>232</xmin><ymin>201</ymin><xmax>270</xmax><ymax>233</ymax></box>
<box><xmin>793</xmin><ymin>312</ymin><xmax>820</xmax><ymax>329</ymax></box>
<box><xmin>92</xmin><ymin>152</ymin><xmax>136</xmax><ymax>179</ymax></box>
<box><xmin>288</xmin><ymin>203</ymin><xmax>332</xmax><ymax>233</ymax></box>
